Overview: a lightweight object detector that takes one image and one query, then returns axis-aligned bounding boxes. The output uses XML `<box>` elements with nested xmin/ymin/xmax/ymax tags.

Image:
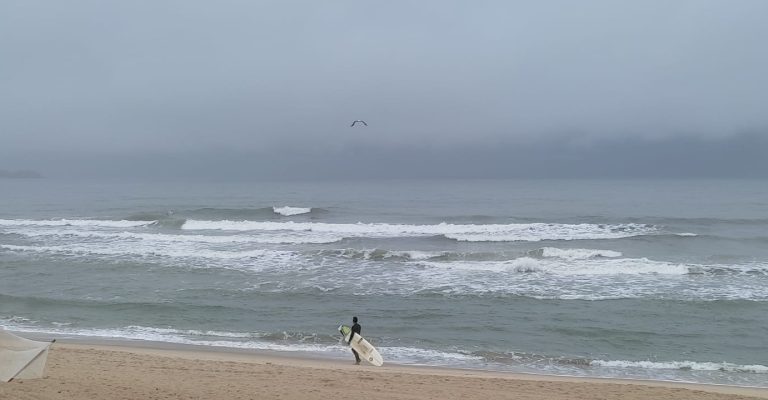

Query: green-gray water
<box><xmin>1</xmin><ymin>179</ymin><xmax>766</xmax><ymax>386</ymax></box>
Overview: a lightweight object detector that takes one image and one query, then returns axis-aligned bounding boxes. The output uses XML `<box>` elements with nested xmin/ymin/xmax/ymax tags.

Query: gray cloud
<box><xmin>2</xmin><ymin>1</ymin><xmax>767</xmax><ymax>178</ymax></box>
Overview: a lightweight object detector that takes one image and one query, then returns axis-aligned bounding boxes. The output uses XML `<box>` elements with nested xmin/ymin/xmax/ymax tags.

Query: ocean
<box><xmin>1</xmin><ymin>178</ymin><xmax>766</xmax><ymax>387</ymax></box>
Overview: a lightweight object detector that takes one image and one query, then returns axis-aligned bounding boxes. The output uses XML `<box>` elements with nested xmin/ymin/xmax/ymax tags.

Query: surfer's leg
<box><xmin>352</xmin><ymin>349</ymin><xmax>361</xmax><ymax>364</ymax></box>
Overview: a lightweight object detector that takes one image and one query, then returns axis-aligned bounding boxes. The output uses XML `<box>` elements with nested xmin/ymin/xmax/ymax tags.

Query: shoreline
<box><xmin>20</xmin><ymin>333</ymin><xmax>768</xmax><ymax>387</ymax></box>
<box><xmin>3</xmin><ymin>340</ymin><xmax>767</xmax><ymax>400</ymax></box>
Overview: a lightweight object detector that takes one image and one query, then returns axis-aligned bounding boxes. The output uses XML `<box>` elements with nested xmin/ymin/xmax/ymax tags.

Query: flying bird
<box><xmin>350</xmin><ymin>120</ymin><xmax>368</xmax><ymax>127</ymax></box>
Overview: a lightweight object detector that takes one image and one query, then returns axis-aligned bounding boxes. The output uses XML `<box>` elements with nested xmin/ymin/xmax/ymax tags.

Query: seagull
<box><xmin>350</xmin><ymin>120</ymin><xmax>368</xmax><ymax>127</ymax></box>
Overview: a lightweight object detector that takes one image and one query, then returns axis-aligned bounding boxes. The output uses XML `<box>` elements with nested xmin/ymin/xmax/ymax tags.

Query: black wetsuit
<box><xmin>349</xmin><ymin>322</ymin><xmax>362</xmax><ymax>363</ymax></box>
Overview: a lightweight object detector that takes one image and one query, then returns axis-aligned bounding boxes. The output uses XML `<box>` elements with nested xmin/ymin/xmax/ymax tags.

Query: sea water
<box><xmin>1</xmin><ymin>179</ymin><xmax>766</xmax><ymax>387</ymax></box>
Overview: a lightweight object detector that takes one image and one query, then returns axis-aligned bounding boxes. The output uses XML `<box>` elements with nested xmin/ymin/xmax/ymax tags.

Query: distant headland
<box><xmin>0</xmin><ymin>169</ymin><xmax>44</xmax><ymax>179</ymax></box>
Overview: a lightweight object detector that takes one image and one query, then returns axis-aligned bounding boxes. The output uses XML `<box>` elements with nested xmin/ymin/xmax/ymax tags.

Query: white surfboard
<box><xmin>339</xmin><ymin>325</ymin><xmax>384</xmax><ymax>366</ymax></box>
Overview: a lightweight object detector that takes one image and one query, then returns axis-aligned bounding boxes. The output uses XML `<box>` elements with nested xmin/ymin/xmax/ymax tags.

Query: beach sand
<box><xmin>2</xmin><ymin>343</ymin><xmax>767</xmax><ymax>400</ymax></box>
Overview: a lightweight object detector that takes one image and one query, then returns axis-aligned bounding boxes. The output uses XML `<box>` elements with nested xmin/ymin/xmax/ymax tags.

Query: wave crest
<box><xmin>181</xmin><ymin>220</ymin><xmax>657</xmax><ymax>242</ymax></box>
<box><xmin>591</xmin><ymin>359</ymin><xmax>768</xmax><ymax>374</ymax></box>
<box><xmin>0</xmin><ymin>219</ymin><xmax>156</xmax><ymax>228</ymax></box>
<box><xmin>272</xmin><ymin>206</ymin><xmax>312</xmax><ymax>216</ymax></box>
<box><xmin>537</xmin><ymin>247</ymin><xmax>623</xmax><ymax>260</ymax></box>
<box><xmin>415</xmin><ymin>257</ymin><xmax>690</xmax><ymax>276</ymax></box>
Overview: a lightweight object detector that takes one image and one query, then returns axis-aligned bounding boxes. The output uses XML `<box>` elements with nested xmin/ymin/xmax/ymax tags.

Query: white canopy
<box><xmin>0</xmin><ymin>329</ymin><xmax>53</xmax><ymax>382</ymax></box>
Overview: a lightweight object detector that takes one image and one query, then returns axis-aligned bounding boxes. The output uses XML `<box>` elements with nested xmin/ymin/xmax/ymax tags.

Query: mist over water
<box><xmin>1</xmin><ymin>179</ymin><xmax>767</xmax><ymax>386</ymax></box>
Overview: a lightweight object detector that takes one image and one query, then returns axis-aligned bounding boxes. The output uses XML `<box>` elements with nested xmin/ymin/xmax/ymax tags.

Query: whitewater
<box><xmin>1</xmin><ymin>178</ymin><xmax>766</xmax><ymax>387</ymax></box>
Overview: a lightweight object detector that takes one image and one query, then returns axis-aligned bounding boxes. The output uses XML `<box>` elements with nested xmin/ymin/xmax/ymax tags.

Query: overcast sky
<box><xmin>2</xmin><ymin>0</ymin><xmax>767</xmax><ymax>179</ymax></box>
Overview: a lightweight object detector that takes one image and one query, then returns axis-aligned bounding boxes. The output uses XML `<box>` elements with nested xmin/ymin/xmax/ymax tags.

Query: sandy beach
<box><xmin>1</xmin><ymin>343</ymin><xmax>766</xmax><ymax>400</ymax></box>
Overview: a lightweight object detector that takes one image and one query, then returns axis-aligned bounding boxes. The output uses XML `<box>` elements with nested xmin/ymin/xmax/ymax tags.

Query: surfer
<box><xmin>349</xmin><ymin>316</ymin><xmax>362</xmax><ymax>365</ymax></box>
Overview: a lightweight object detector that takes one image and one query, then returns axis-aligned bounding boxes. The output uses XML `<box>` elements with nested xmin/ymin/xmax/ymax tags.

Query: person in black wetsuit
<box><xmin>349</xmin><ymin>316</ymin><xmax>362</xmax><ymax>365</ymax></box>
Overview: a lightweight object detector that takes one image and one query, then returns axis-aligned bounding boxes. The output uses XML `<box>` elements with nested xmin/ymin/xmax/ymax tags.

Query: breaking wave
<box><xmin>0</xmin><ymin>243</ymin><xmax>295</xmax><ymax>263</ymax></box>
<box><xmin>590</xmin><ymin>359</ymin><xmax>768</xmax><ymax>374</ymax></box>
<box><xmin>181</xmin><ymin>220</ymin><xmax>657</xmax><ymax>242</ymax></box>
<box><xmin>415</xmin><ymin>257</ymin><xmax>691</xmax><ymax>275</ymax></box>
<box><xmin>6</xmin><ymin>227</ymin><xmax>343</xmax><ymax>245</ymax></box>
<box><xmin>183</xmin><ymin>207</ymin><xmax>325</xmax><ymax>219</ymax></box>
<box><xmin>321</xmin><ymin>248</ymin><xmax>446</xmax><ymax>261</ymax></box>
<box><xmin>272</xmin><ymin>206</ymin><xmax>312</xmax><ymax>216</ymax></box>
<box><xmin>0</xmin><ymin>219</ymin><xmax>156</xmax><ymax>228</ymax></box>
<box><xmin>536</xmin><ymin>247</ymin><xmax>623</xmax><ymax>260</ymax></box>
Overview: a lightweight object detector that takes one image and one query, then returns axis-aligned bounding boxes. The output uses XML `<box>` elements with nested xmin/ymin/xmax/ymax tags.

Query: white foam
<box><xmin>415</xmin><ymin>257</ymin><xmax>690</xmax><ymax>276</ymax></box>
<box><xmin>591</xmin><ymin>359</ymin><xmax>768</xmax><ymax>374</ymax></box>
<box><xmin>0</xmin><ymin>243</ymin><xmax>295</xmax><ymax>263</ymax></box>
<box><xmin>273</xmin><ymin>206</ymin><xmax>312</xmax><ymax>216</ymax></box>
<box><xmin>388</xmin><ymin>250</ymin><xmax>445</xmax><ymax>260</ymax></box>
<box><xmin>378</xmin><ymin>346</ymin><xmax>484</xmax><ymax>363</ymax></box>
<box><xmin>6</xmin><ymin>227</ymin><xmax>344</xmax><ymax>245</ymax></box>
<box><xmin>2</xmin><ymin>324</ymin><xmax>343</xmax><ymax>354</ymax></box>
<box><xmin>114</xmin><ymin>326</ymin><xmax>255</xmax><ymax>339</ymax></box>
<box><xmin>243</xmin><ymin>233</ymin><xmax>343</xmax><ymax>244</ymax></box>
<box><xmin>333</xmin><ymin>249</ymin><xmax>445</xmax><ymax>260</ymax></box>
<box><xmin>444</xmin><ymin>223</ymin><xmax>653</xmax><ymax>242</ymax></box>
<box><xmin>0</xmin><ymin>219</ymin><xmax>156</xmax><ymax>228</ymax></box>
<box><xmin>181</xmin><ymin>220</ymin><xmax>656</xmax><ymax>242</ymax></box>
<box><xmin>541</xmin><ymin>248</ymin><xmax>623</xmax><ymax>260</ymax></box>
